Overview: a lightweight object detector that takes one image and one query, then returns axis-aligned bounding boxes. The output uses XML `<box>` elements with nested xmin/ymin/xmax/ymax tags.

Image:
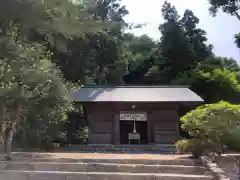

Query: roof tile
<box><xmin>71</xmin><ymin>86</ymin><xmax>204</xmax><ymax>102</ymax></box>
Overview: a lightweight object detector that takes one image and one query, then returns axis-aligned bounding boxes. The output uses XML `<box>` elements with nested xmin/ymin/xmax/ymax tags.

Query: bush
<box><xmin>75</xmin><ymin>126</ymin><xmax>88</xmax><ymax>144</ymax></box>
<box><xmin>41</xmin><ymin>135</ymin><xmax>61</xmax><ymax>152</ymax></box>
<box><xmin>222</xmin><ymin>127</ymin><xmax>240</xmax><ymax>152</ymax></box>
<box><xmin>181</xmin><ymin>101</ymin><xmax>240</xmax><ymax>155</ymax></box>
<box><xmin>175</xmin><ymin>139</ymin><xmax>207</xmax><ymax>157</ymax></box>
<box><xmin>175</xmin><ymin>139</ymin><xmax>190</xmax><ymax>154</ymax></box>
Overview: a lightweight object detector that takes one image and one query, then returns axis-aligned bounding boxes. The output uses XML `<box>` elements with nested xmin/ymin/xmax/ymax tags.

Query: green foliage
<box><xmin>208</xmin><ymin>0</ymin><xmax>240</xmax><ymax>20</ymax></box>
<box><xmin>191</xmin><ymin>69</ymin><xmax>240</xmax><ymax>103</ymax></box>
<box><xmin>200</xmin><ymin>57</ymin><xmax>240</xmax><ymax>72</ymax></box>
<box><xmin>222</xmin><ymin>127</ymin><xmax>240</xmax><ymax>152</ymax></box>
<box><xmin>175</xmin><ymin>139</ymin><xmax>207</xmax><ymax>156</ymax></box>
<box><xmin>0</xmin><ymin>0</ymin><xmax>102</xmax><ymax>38</ymax></box>
<box><xmin>54</xmin><ymin>31</ymin><xmax>127</xmax><ymax>84</ymax></box>
<box><xmin>181</xmin><ymin>101</ymin><xmax>240</xmax><ymax>154</ymax></box>
<box><xmin>86</xmin><ymin>0</ymin><xmax>129</xmax><ymax>24</ymax></box>
<box><xmin>156</xmin><ymin>2</ymin><xmax>213</xmax><ymax>83</ymax></box>
<box><xmin>0</xmin><ymin>26</ymin><xmax>71</xmax><ymax>136</ymax></box>
<box><xmin>180</xmin><ymin>10</ymin><xmax>213</xmax><ymax>60</ymax></box>
<box><xmin>122</xmin><ymin>33</ymin><xmax>158</xmax><ymax>72</ymax></box>
<box><xmin>174</xmin><ymin>68</ymin><xmax>240</xmax><ymax>103</ymax></box>
<box><xmin>0</xmin><ymin>0</ymin><xmax>239</xmax><ymax>149</ymax></box>
<box><xmin>208</xmin><ymin>0</ymin><xmax>240</xmax><ymax>50</ymax></box>
<box><xmin>75</xmin><ymin>127</ymin><xmax>88</xmax><ymax>144</ymax></box>
<box><xmin>236</xmin><ymin>71</ymin><xmax>240</xmax><ymax>82</ymax></box>
<box><xmin>235</xmin><ymin>33</ymin><xmax>240</xmax><ymax>48</ymax></box>
<box><xmin>175</xmin><ymin>139</ymin><xmax>190</xmax><ymax>154</ymax></box>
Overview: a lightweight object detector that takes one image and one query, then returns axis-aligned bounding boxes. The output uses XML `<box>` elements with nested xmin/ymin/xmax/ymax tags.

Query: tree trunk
<box><xmin>0</xmin><ymin>99</ymin><xmax>5</xmax><ymax>153</ymax></box>
<box><xmin>233</xmin><ymin>11</ymin><xmax>240</xmax><ymax>21</ymax></box>
<box><xmin>3</xmin><ymin>104</ymin><xmax>23</xmax><ymax>161</ymax></box>
<box><xmin>4</xmin><ymin>127</ymin><xmax>14</xmax><ymax>161</ymax></box>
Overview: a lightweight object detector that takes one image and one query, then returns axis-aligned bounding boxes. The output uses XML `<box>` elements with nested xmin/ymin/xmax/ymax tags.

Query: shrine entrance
<box><xmin>120</xmin><ymin>121</ymin><xmax>148</xmax><ymax>144</ymax></box>
<box><xmin>119</xmin><ymin>111</ymin><xmax>148</xmax><ymax>145</ymax></box>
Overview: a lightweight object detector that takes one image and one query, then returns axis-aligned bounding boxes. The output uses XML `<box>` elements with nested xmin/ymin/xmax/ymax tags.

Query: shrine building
<box><xmin>71</xmin><ymin>85</ymin><xmax>203</xmax><ymax>146</ymax></box>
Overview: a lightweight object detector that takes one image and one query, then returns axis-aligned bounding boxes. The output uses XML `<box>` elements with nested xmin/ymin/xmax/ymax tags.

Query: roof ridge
<box><xmin>82</xmin><ymin>85</ymin><xmax>190</xmax><ymax>88</ymax></box>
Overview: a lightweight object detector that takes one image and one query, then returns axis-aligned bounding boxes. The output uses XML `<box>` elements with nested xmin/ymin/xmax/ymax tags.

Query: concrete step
<box><xmin>0</xmin><ymin>170</ymin><xmax>214</xmax><ymax>180</ymax></box>
<box><xmin>1</xmin><ymin>161</ymin><xmax>210</xmax><ymax>175</ymax></box>
<box><xmin>9</xmin><ymin>158</ymin><xmax>204</xmax><ymax>166</ymax></box>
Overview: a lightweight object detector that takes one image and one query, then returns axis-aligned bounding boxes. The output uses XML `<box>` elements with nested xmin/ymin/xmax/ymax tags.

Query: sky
<box><xmin>122</xmin><ymin>0</ymin><xmax>240</xmax><ymax>63</ymax></box>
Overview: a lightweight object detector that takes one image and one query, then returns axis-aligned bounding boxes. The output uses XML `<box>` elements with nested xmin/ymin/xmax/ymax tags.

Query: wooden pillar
<box><xmin>175</xmin><ymin>111</ymin><xmax>180</xmax><ymax>139</ymax></box>
<box><xmin>113</xmin><ymin>114</ymin><xmax>120</xmax><ymax>145</ymax></box>
<box><xmin>147</xmin><ymin>117</ymin><xmax>152</xmax><ymax>143</ymax></box>
<box><xmin>88</xmin><ymin>118</ymin><xmax>93</xmax><ymax>144</ymax></box>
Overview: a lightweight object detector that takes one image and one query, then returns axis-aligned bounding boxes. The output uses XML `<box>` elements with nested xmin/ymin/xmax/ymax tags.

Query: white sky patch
<box><xmin>122</xmin><ymin>0</ymin><xmax>240</xmax><ymax>62</ymax></box>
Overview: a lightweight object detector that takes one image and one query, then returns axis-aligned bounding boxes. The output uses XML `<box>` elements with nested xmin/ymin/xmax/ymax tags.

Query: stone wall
<box><xmin>215</xmin><ymin>155</ymin><xmax>240</xmax><ymax>180</ymax></box>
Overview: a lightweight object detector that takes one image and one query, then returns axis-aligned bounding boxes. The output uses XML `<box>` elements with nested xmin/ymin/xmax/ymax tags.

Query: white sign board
<box><xmin>128</xmin><ymin>133</ymin><xmax>140</xmax><ymax>140</ymax></box>
<box><xmin>120</xmin><ymin>112</ymin><xmax>147</xmax><ymax>121</ymax></box>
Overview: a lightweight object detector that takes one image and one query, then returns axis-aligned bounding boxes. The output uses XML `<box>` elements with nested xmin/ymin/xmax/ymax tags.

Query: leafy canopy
<box><xmin>0</xmin><ymin>0</ymin><xmax>102</xmax><ymax>38</ymax></box>
<box><xmin>0</xmin><ymin>26</ymin><xmax>71</xmax><ymax>125</ymax></box>
<box><xmin>181</xmin><ymin>101</ymin><xmax>240</xmax><ymax>139</ymax></box>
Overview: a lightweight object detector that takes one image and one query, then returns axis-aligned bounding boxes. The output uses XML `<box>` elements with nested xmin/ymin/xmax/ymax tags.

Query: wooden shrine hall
<box><xmin>71</xmin><ymin>85</ymin><xmax>203</xmax><ymax>146</ymax></box>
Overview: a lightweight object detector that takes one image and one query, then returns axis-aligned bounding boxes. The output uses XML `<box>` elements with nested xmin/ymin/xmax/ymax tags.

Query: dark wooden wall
<box><xmin>84</xmin><ymin>102</ymin><xmax>180</xmax><ymax>145</ymax></box>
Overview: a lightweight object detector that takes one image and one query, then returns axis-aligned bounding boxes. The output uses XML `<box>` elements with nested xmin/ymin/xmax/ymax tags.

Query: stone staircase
<box><xmin>0</xmin><ymin>153</ymin><xmax>215</xmax><ymax>180</ymax></box>
<box><xmin>61</xmin><ymin>144</ymin><xmax>176</xmax><ymax>153</ymax></box>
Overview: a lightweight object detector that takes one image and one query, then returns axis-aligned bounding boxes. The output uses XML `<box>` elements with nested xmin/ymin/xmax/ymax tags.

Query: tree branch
<box><xmin>233</xmin><ymin>11</ymin><xmax>240</xmax><ymax>21</ymax></box>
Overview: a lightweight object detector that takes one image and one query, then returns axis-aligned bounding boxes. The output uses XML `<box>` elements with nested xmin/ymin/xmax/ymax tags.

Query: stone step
<box><xmin>1</xmin><ymin>161</ymin><xmax>209</xmax><ymax>175</ymax></box>
<box><xmin>62</xmin><ymin>148</ymin><xmax>175</xmax><ymax>153</ymax></box>
<box><xmin>0</xmin><ymin>170</ymin><xmax>214</xmax><ymax>180</ymax></box>
<box><xmin>9</xmin><ymin>158</ymin><xmax>204</xmax><ymax>166</ymax></box>
<box><xmin>62</xmin><ymin>145</ymin><xmax>176</xmax><ymax>153</ymax></box>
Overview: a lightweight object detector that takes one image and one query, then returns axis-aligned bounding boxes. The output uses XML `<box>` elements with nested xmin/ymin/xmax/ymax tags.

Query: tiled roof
<box><xmin>71</xmin><ymin>85</ymin><xmax>204</xmax><ymax>102</ymax></box>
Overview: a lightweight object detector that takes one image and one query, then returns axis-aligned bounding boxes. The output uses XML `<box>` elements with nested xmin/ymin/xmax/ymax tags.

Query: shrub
<box><xmin>41</xmin><ymin>134</ymin><xmax>61</xmax><ymax>152</ymax></box>
<box><xmin>222</xmin><ymin>127</ymin><xmax>240</xmax><ymax>152</ymax></box>
<box><xmin>175</xmin><ymin>139</ymin><xmax>208</xmax><ymax>157</ymax></box>
<box><xmin>175</xmin><ymin>139</ymin><xmax>190</xmax><ymax>154</ymax></box>
<box><xmin>181</xmin><ymin>101</ymin><xmax>240</xmax><ymax>155</ymax></box>
<box><xmin>75</xmin><ymin>126</ymin><xmax>88</xmax><ymax>144</ymax></box>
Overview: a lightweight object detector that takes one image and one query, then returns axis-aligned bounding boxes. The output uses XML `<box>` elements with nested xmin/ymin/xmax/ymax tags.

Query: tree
<box><xmin>122</xmin><ymin>33</ymin><xmax>158</xmax><ymax>77</ymax></box>
<box><xmin>86</xmin><ymin>0</ymin><xmax>129</xmax><ymax>23</ymax></box>
<box><xmin>234</xmin><ymin>33</ymin><xmax>240</xmax><ymax>48</ymax></box>
<box><xmin>123</xmin><ymin>44</ymin><xmax>159</xmax><ymax>84</ymax></box>
<box><xmin>27</xmin><ymin>0</ymin><xmax>130</xmax><ymax>85</ymax></box>
<box><xmin>158</xmin><ymin>2</ymin><xmax>199</xmax><ymax>83</ymax></box>
<box><xmin>0</xmin><ymin>0</ymin><xmax>105</xmax><ymax>84</ymax></box>
<box><xmin>58</xmin><ymin>32</ymin><xmax>127</xmax><ymax>84</ymax></box>
<box><xmin>0</xmin><ymin>0</ymin><xmax>101</xmax><ymax>38</ymax></box>
<box><xmin>173</xmin><ymin>68</ymin><xmax>240</xmax><ymax>103</ymax></box>
<box><xmin>180</xmin><ymin>10</ymin><xmax>213</xmax><ymax>60</ymax></box>
<box><xmin>208</xmin><ymin>0</ymin><xmax>240</xmax><ymax>20</ymax></box>
<box><xmin>124</xmin><ymin>2</ymin><xmax>214</xmax><ymax>85</ymax></box>
<box><xmin>181</xmin><ymin>101</ymin><xmax>240</xmax><ymax>154</ymax></box>
<box><xmin>200</xmin><ymin>57</ymin><xmax>240</xmax><ymax>72</ymax></box>
<box><xmin>0</xmin><ymin>28</ymin><xmax>71</xmax><ymax>160</ymax></box>
<box><xmin>208</xmin><ymin>0</ymin><xmax>240</xmax><ymax>49</ymax></box>
<box><xmin>236</xmin><ymin>71</ymin><xmax>240</xmax><ymax>82</ymax></box>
